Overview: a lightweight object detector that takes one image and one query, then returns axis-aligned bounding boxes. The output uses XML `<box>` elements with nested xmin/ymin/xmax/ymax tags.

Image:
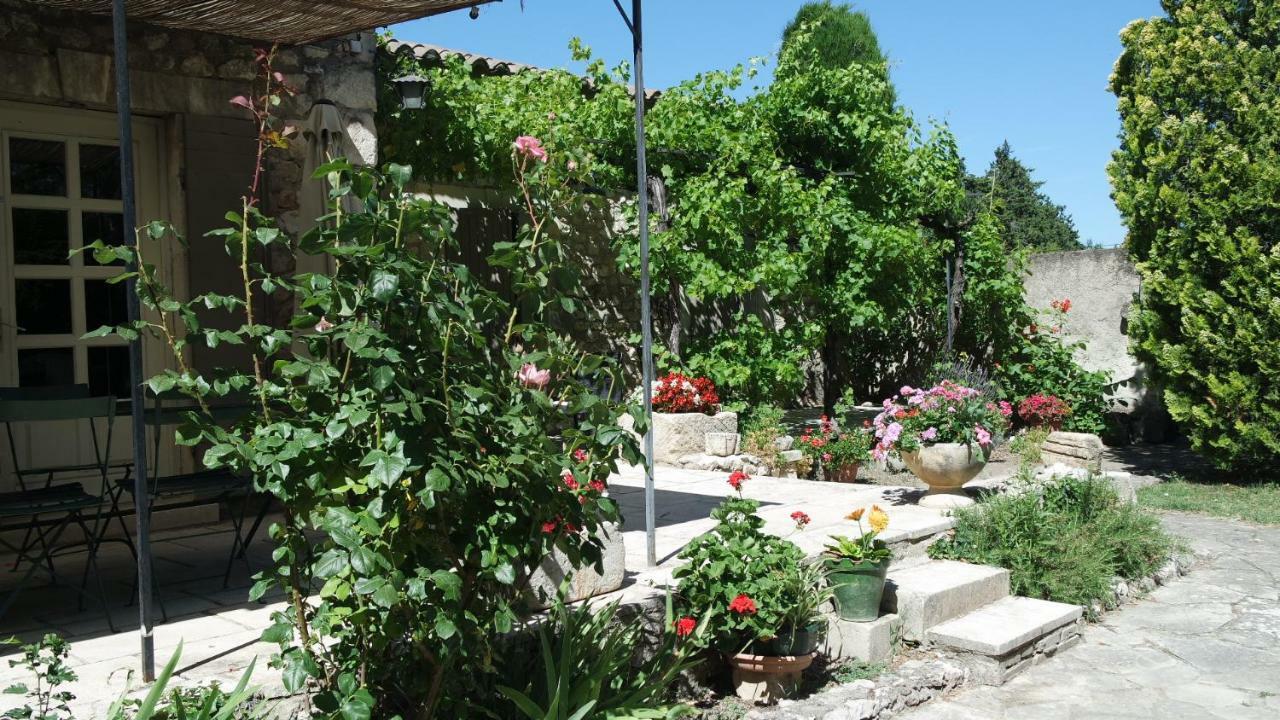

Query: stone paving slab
<box><xmin>899</xmin><ymin>512</ymin><xmax>1280</xmax><ymax>720</ymax></box>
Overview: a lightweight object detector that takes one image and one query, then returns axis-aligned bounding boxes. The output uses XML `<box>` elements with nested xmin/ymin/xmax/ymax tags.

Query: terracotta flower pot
<box><xmin>900</xmin><ymin>442</ymin><xmax>985</xmax><ymax>508</ymax></box>
<box><xmin>827</xmin><ymin>463</ymin><xmax>861</xmax><ymax>483</ymax></box>
<box><xmin>724</xmin><ymin>651</ymin><xmax>814</xmax><ymax>704</ymax></box>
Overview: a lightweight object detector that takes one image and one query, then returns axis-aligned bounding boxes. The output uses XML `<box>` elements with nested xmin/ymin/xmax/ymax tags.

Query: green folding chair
<box><xmin>0</xmin><ymin>394</ymin><xmax>119</xmax><ymax>630</ymax></box>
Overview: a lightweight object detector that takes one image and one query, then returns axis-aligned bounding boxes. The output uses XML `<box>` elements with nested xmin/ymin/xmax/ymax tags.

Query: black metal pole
<box><xmin>111</xmin><ymin>0</ymin><xmax>156</xmax><ymax>682</ymax></box>
<box><xmin>629</xmin><ymin>0</ymin><xmax>657</xmax><ymax>567</ymax></box>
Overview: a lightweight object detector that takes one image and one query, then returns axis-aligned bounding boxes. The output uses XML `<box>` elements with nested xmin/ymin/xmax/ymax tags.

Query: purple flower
<box><xmin>883</xmin><ymin>422</ymin><xmax>903</xmax><ymax>446</ymax></box>
<box><xmin>920</xmin><ymin>427</ymin><xmax>938</xmax><ymax>442</ymax></box>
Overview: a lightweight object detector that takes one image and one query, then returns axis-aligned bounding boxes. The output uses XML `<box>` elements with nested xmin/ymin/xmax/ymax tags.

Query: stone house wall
<box><xmin>0</xmin><ymin>0</ymin><xmax>378</xmax><ymax>365</ymax></box>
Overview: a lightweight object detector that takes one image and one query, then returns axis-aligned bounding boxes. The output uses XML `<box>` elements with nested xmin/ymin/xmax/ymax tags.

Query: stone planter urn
<box><xmin>900</xmin><ymin>443</ymin><xmax>985</xmax><ymax>508</ymax></box>
<box><xmin>725</xmin><ymin>651</ymin><xmax>814</xmax><ymax>704</ymax></box>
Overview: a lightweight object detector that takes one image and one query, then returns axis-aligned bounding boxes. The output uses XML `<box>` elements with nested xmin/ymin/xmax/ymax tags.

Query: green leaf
<box><xmin>370</xmin><ymin>271</ymin><xmax>399</xmax><ymax>303</ymax></box>
<box><xmin>369</xmin><ymin>366</ymin><xmax>395</xmax><ymax>391</ymax></box>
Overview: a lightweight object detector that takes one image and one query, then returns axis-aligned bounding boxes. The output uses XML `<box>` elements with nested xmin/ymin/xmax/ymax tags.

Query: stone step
<box><xmin>881</xmin><ymin>560</ymin><xmax>1010</xmax><ymax>642</ymax></box>
<box><xmin>820</xmin><ymin>611</ymin><xmax>900</xmax><ymax>664</ymax></box>
<box><xmin>927</xmin><ymin>596</ymin><xmax>1083</xmax><ymax>684</ymax></box>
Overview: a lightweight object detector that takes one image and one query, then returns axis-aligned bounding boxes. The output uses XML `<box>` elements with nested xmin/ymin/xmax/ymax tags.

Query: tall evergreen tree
<box><xmin>781</xmin><ymin>1</ymin><xmax>889</xmax><ymax>73</ymax></box>
<box><xmin>965</xmin><ymin>141</ymin><xmax>1083</xmax><ymax>251</ymax></box>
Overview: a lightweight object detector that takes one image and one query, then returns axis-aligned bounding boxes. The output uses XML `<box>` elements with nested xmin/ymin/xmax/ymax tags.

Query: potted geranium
<box><xmin>798</xmin><ymin>415</ymin><xmax>872</xmax><ymax>482</ymax></box>
<box><xmin>824</xmin><ymin>506</ymin><xmax>891</xmax><ymax>621</ymax></box>
<box><xmin>872</xmin><ymin>381</ymin><xmax>1011</xmax><ymax>507</ymax></box>
<box><xmin>674</xmin><ymin>473</ymin><xmax>820</xmax><ymax>704</ymax></box>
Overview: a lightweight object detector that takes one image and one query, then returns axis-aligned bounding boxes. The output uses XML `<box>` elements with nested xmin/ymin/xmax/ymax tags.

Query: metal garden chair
<box><xmin>103</xmin><ymin>393</ymin><xmax>268</xmax><ymax>611</ymax></box>
<box><xmin>0</xmin><ymin>393</ymin><xmax>119</xmax><ymax>630</ymax></box>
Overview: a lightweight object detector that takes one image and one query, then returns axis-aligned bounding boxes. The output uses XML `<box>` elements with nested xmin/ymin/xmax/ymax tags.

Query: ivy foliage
<box><xmin>1109</xmin><ymin>0</ymin><xmax>1280</xmax><ymax>466</ymax></box>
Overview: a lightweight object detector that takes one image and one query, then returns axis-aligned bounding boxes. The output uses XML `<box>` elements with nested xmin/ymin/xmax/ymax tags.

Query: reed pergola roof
<box><xmin>26</xmin><ymin>0</ymin><xmax>497</xmax><ymax>45</ymax></box>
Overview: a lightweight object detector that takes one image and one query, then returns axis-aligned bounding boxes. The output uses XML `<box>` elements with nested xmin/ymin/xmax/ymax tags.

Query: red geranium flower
<box><xmin>729</xmin><ymin>594</ymin><xmax>757</xmax><ymax>615</ymax></box>
<box><xmin>790</xmin><ymin>511</ymin><xmax>811</xmax><ymax>528</ymax></box>
<box><xmin>674</xmin><ymin>616</ymin><xmax>697</xmax><ymax>637</ymax></box>
<box><xmin>561</xmin><ymin>471</ymin><xmax>578</xmax><ymax>491</ymax></box>
<box><xmin>589</xmin><ymin>479</ymin><xmax>607</xmax><ymax>493</ymax></box>
<box><xmin>541</xmin><ymin>520</ymin><xmax>557</xmax><ymax>534</ymax></box>
<box><xmin>727</xmin><ymin>470</ymin><xmax>749</xmax><ymax>492</ymax></box>
<box><xmin>573</xmin><ymin>448</ymin><xmax>589</xmax><ymax>463</ymax></box>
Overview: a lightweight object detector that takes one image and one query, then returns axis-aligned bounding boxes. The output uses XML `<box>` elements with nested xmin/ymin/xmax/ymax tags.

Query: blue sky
<box><xmin>394</xmin><ymin>1</ymin><xmax>1164</xmax><ymax>247</ymax></box>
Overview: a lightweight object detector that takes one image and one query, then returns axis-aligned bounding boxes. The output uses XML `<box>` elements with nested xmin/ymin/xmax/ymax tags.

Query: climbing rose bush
<box><xmin>94</xmin><ymin>135</ymin><xmax>641</xmax><ymax>717</ymax></box>
<box><xmin>872</xmin><ymin>382</ymin><xmax>1011</xmax><ymax>461</ymax></box>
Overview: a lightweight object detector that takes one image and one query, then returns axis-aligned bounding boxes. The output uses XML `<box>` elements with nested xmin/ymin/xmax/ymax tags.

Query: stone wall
<box><xmin>0</xmin><ymin>0</ymin><xmax>379</xmax><ymax>331</ymax></box>
<box><xmin>1024</xmin><ymin>248</ymin><xmax>1168</xmax><ymax>442</ymax></box>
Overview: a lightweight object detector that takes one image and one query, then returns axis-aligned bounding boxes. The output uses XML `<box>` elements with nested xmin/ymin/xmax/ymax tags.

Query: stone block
<box><xmin>526</xmin><ymin>521</ymin><xmax>624</xmax><ymax>609</ymax></box>
<box><xmin>1041</xmin><ymin>431</ymin><xmax>1104</xmax><ymax>471</ymax></box>
<box><xmin>926</xmin><ymin>596</ymin><xmax>1082</xmax><ymax>656</ymax></box>
<box><xmin>821</xmin><ymin>612</ymin><xmax>900</xmax><ymax>664</ymax></box>
<box><xmin>778</xmin><ymin>449</ymin><xmax>805</xmax><ymax>464</ymax></box>
<box><xmin>881</xmin><ymin>560</ymin><xmax>1010</xmax><ymax>642</ymax></box>
<box><xmin>623</xmin><ymin>411</ymin><xmax>738</xmax><ymax>464</ymax></box>
<box><xmin>705</xmin><ymin>431</ymin><xmax>740</xmax><ymax>457</ymax></box>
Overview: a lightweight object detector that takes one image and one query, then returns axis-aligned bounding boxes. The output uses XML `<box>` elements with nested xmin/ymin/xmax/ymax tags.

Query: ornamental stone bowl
<box><xmin>900</xmin><ymin>442</ymin><xmax>985</xmax><ymax>508</ymax></box>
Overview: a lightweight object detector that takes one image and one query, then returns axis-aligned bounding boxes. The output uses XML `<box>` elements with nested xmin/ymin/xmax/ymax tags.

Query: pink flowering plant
<box><xmin>871</xmin><ymin>381</ymin><xmax>1012</xmax><ymax>461</ymax></box>
<box><xmin>797</xmin><ymin>415</ymin><xmax>873</xmax><ymax>469</ymax></box>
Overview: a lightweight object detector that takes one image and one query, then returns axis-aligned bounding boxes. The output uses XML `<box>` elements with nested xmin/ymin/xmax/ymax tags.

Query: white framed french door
<box><xmin>0</xmin><ymin>101</ymin><xmax>179</xmax><ymax>492</ymax></box>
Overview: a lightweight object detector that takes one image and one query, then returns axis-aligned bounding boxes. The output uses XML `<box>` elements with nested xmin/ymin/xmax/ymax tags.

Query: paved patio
<box><xmin>0</xmin><ymin>465</ymin><xmax>947</xmax><ymax>716</ymax></box>
<box><xmin>900</xmin><ymin>512</ymin><xmax>1280</xmax><ymax>720</ymax></box>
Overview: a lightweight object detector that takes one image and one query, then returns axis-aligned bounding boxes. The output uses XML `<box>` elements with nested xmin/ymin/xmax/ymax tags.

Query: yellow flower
<box><xmin>846</xmin><ymin>507</ymin><xmax>865</xmax><ymax>521</ymax></box>
<box><xmin>869</xmin><ymin>505</ymin><xmax>889</xmax><ymax>534</ymax></box>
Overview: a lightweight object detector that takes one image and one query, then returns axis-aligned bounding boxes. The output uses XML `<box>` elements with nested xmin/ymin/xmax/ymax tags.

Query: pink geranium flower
<box><xmin>513</xmin><ymin>135</ymin><xmax>548</xmax><ymax>162</ymax></box>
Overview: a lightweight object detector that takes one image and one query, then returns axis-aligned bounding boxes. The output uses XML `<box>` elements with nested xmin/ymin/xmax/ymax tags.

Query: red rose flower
<box><xmin>790</xmin><ymin>511</ymin><xmax>811</xmax><ymax>528</ymax></box>
<box><xmin>727</xmin><ymin>470</ymin><xmax>749</xmax><ymax>491</ymax></box>
<box><xmin>541</xmin><ymin>520</ymin><xmax>557</xmax><ymax>534</ymax></box>
<box><xmin>589</xmin><ymin>479</ymin><xmax>607</xmax><ymax>493</ymax></box>
<box><xmin>561</xmin><ymin>471</ymin><xmax>578</xmax><ymax>491</ymax></box>
<box><xmin>729</xmin><ymin>594</ymin><xmax>757</xmax><ymax>615</ymax></box>
<box><xmin>674</xmin><ymin>616</ymin><xmax>697</xmax><ymax>637</ymax></box>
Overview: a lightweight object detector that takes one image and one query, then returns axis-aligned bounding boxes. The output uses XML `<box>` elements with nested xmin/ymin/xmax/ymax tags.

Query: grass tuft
<box><xmin>1139</xmin><ymin>475</ymin><xmax>1280</xmax><ymax>526</ymax></box>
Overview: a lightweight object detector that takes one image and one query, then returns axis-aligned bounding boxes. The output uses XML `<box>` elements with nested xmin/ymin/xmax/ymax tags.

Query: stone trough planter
<box><xmin>621</xmin><ymin>410</ymin><xmax>738</xmax><ymax>464</ymax></box>
<box><xmin>525</xmin><ymin>521</ymin><xmax>625</xmax><ymax>609</ymax></box>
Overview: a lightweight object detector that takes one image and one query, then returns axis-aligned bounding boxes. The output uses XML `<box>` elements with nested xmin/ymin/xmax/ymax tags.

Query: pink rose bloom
<box><xmin>975</xmin><ymin>426</ymin><xmax>992</xmax><ymax>446</ymax></box>
<box><xmin>920</xmin><ymin>427</ymin><xmax>938</xmax><ymax>442</ymax></box>
<box><xmin>573</xmin><ymin>448</ymin><xmax>589</xmax><ymax>463</ymax></box>
<box><xmin>517</xmin><ymin>363</ymin><xmax>550</xmax><ymax>390</ymax></box>
<box><xmin>513</xmin><ymin>135</ymin><xmax>548</xmax><ymax>162</ymax></box>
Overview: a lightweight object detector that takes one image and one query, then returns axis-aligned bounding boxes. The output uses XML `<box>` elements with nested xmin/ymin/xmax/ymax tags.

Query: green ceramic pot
<box><xmin>767</xmin><ymin>620</ymin><xmax>825</xmax><ymax>656</ymax></box>
<box><xmin>825</xmin><ymin>556</ymin><xmax>889</xmax><ymax>621</ymax></box>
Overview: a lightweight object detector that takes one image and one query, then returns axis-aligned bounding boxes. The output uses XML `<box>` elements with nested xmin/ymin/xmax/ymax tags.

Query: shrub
<box><xmin>1109</xmin><ymin>0</ymin><xmax>1280</xmax><ymax>468</ymax></box>
<box><xmin>929</xmin><ymin>472</ymin><xmax>1174</xmax><ymax>613</ymax></box>
<box><xmin>1017</xmin><ymin>393</ymin><xmax>1071</xmax><ymax>430</ymax></box>
<box><xmin>649</xmin><ymin>372</ymin><xmax>721</xmax><ymax>414</ymax></box>
<box><xmin>797</xmin><ymin>415</ymin><xmax>872</xmax><ymax>470</ymax></box>
<box><xmin>995</xmin><ymin>308</ymin><xmax>1109</xmax><ymax>435</ymax></box>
